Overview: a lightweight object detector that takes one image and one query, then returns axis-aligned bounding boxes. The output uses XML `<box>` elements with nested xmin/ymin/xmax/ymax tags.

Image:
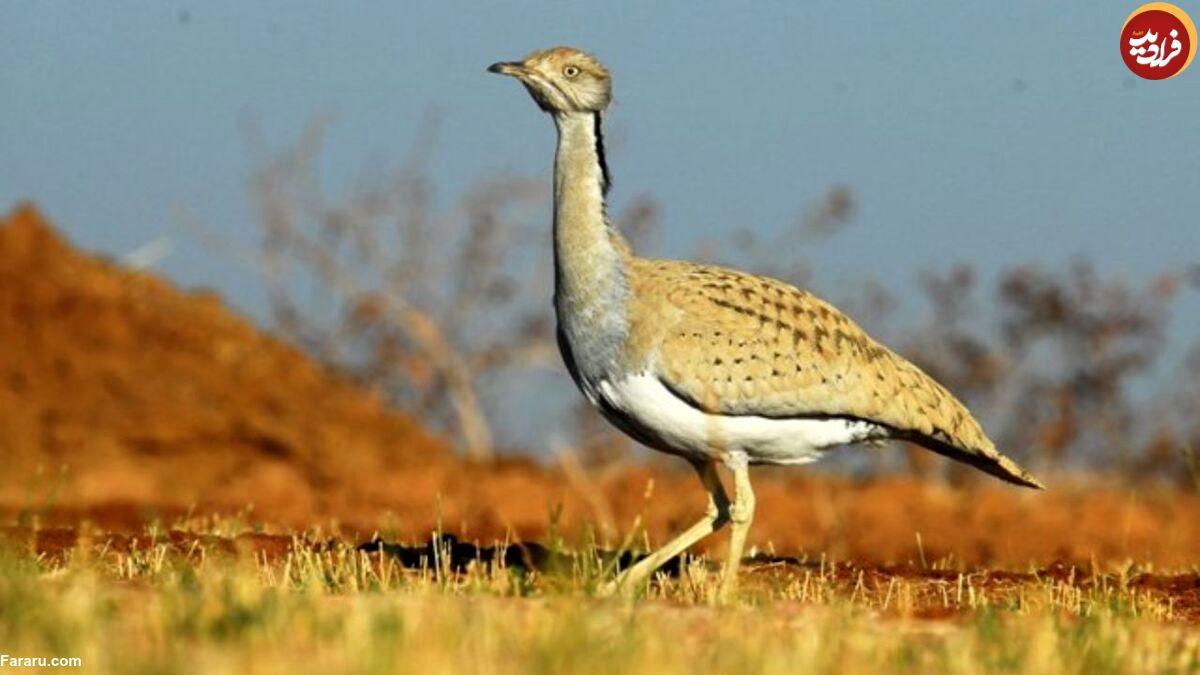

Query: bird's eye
<box><xmin>563</xmin><ymin>65</ymin><xmax>580</xmax><ymax>78</ymax></box>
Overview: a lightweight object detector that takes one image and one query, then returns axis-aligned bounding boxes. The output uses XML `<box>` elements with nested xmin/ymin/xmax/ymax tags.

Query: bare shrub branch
<box><xmin>249</xmin><ymin>119</ymin><xmax>555</xmax><ymax>461</ymax></box>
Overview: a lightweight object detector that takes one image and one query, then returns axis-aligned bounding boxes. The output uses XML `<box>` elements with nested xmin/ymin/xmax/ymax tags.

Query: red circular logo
<box><xmin>1121</xmin><ymin>3</ymin><xmax>1196</xmax><ymax>79</ymax></box>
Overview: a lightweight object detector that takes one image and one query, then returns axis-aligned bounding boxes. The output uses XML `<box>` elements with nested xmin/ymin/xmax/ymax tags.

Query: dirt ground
<box><xmin>3</xmin><ymin>202</ymin><xmax>1200</xmax><ymax>573</ymax></box>
<box><xmin>4</xmin><ymin>523</ymin><xmax>1199</xmax><ymax>622</ymax></box>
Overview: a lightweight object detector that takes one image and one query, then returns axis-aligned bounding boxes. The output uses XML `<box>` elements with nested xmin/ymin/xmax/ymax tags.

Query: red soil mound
<box><xmin>0</xmin><ymin>203</ymin><xmax>453</xmax><ymax>524</ymax></box>
<box><xmin>3</xmin><ymin>202</ymin><xmax>1200</xmax><ymax>570</ymax></box>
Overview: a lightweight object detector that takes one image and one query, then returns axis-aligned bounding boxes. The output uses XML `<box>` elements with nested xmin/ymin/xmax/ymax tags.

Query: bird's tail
<box><xmin>897</xmin><ymin>430</ymin><xmax>1045</xmax><ymax>489</ymax></box>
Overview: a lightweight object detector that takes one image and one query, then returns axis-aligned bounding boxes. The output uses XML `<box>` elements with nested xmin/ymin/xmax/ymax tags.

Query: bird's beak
<box><xmin>487</xmin><ymin>61</ymin><xmax>526</xmax><ymax>78</ymax></box>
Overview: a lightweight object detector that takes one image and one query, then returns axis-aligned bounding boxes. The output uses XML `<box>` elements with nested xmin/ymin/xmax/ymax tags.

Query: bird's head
<box><xmin>488</xmin><ymin>47</ymin><xmax>612</xmax><ymax>114</ymax></box>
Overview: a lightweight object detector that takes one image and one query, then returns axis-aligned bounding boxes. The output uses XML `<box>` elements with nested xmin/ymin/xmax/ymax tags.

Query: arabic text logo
<box><xmin>1121</xmin><ymin>2</ymin><xmax>1196</xmax><ymax>79</ymax></box>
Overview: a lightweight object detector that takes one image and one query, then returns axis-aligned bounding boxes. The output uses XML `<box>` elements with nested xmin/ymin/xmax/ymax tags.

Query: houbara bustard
<box><xmin>488</xmin><ymin>46</ymin><xmax>1042</xmax><ymax>600</ymax></box>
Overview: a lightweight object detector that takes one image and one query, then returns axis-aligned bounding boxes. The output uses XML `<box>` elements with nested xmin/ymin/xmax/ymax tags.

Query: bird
<box><xmin>487</xmin><ymin>46</ymin><xmax>1042</xmax><ymax>601</ymax></box>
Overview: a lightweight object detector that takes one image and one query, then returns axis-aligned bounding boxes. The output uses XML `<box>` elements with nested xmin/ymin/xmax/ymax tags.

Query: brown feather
<box><xmin>625</xmin><ymin>258</ymin><xmax>1043</xmax><ymax>489</ymax></box>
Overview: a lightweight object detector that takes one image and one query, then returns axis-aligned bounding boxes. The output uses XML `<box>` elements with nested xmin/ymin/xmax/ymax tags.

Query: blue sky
<box><xmin>3</xmin><ymin>1</ymin><xmax>1198</xmax><ymax>352</ymax></box>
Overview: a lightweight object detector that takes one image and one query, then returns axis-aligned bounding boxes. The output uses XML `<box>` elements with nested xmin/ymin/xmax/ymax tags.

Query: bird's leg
<box><xmin>717</xmin><ymin>459</ymin><xmax>756</xmax><ymax>602</ymax></box>
<box><xmin>600</xmin><ymin>461</ymin><xmax>729</xmax><ymax>597</ymax></box>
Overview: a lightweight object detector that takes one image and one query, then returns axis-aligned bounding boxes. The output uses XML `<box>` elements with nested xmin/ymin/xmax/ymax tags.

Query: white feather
<box><xmin>598</xmin><ymin>372</ymin><xmax>883</xmax><ymax>465</ymax></box>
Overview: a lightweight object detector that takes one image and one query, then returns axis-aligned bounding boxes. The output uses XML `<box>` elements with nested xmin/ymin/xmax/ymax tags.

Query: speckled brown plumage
<box><xmin>626</xmin><ymin>257</ymin><xmax>1043</xmax><ymax>488</ymax></box>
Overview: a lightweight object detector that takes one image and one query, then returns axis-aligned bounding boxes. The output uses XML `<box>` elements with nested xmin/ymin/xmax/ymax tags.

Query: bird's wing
<box><xmin>631</xmin><ymin>259</ymin><xmax>1042</xmax><ymax>488</ymax></box>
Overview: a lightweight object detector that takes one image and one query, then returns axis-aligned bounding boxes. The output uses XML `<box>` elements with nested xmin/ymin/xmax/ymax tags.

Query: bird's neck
<box><xmin>552</xmin><ymin>111</ymin><xmax>631</xmax><ymax>334</ymax></box>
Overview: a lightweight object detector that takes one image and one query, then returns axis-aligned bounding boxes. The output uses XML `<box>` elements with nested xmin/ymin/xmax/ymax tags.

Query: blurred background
<box><xmin>3</xmin><ymin>1</ymin><xmax>1200</xmax><ymax>498</ymax></box>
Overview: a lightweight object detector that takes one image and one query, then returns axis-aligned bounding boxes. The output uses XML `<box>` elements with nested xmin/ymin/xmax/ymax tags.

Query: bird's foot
<box><xmin>714</xmin><ymin>572</ymin><xmax>740</xmax><ymax>605</ymax></box>
<box><xmin>597</xmin><ymin>570</ymin><xmax>638</xmax><ymax>599</ymax></box>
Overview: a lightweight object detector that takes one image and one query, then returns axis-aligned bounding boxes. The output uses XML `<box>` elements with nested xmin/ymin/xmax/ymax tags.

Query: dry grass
<box><xmin>2</xmin><ymin>518</ymin><xmax>1199</xmax><ymax>674</ymax></box>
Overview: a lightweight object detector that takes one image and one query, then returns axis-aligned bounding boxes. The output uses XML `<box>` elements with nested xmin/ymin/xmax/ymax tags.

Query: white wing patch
<box><xmin>598</xmin><ymin>372</ymin><xmax>886</xmax><ymax>465</ymax></box>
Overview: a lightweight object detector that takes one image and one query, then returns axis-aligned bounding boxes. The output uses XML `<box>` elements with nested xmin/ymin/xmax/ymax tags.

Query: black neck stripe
<box><xmin>592</xmin><ymin>112</ymin><xmax>611</xmax><ymax>196</ymax></box>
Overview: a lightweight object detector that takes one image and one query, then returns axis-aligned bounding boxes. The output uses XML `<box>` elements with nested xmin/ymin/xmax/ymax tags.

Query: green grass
<box><xmin>1</xmin><ymin>524</ymin><xmax>1198</xmax><ymax>675</ymax></box>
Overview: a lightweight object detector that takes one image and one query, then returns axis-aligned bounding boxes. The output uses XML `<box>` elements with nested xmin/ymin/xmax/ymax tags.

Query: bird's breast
<box><xmin>554</xmin><ymin>285</ymin><xmax>631</xmax><ymax>383</ymax></box>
